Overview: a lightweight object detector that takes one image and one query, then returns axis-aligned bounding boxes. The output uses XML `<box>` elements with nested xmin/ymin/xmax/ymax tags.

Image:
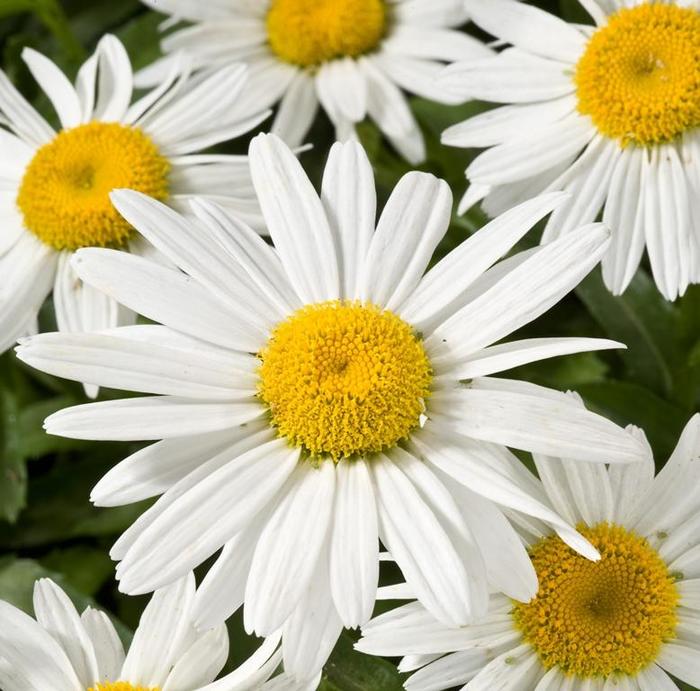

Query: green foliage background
<box><xmin>0</xmin><ymin>1</ymin><xmax>698</xmax><ymax>688</ymax></box>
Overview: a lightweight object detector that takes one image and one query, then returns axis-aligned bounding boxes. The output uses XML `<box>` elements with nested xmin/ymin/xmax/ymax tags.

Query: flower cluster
<box><xmin>0</xmin><ymin>1</ymin><xmax>699</xmax><ymax>690</ymax></box>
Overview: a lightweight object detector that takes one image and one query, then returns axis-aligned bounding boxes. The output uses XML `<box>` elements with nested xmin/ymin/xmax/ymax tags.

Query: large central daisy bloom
<box><xmin>0</xmin><ymin>576</ymin><xmax>315</xmax><ymax>690</ymax></box>
<box><xmin>442</xmin><ymin>0</ymin><xmax>700</xmax><ymax>301</ymax></box>
<box><xmin>0</xmin><ymin>35</ymin><xmax>268</xmax><ymax>368</ymax></box>
<box><xmin>17</xmin><ymin>135</ymin><xmax>648</xmax><ymax>679</ymax></box>
<box><xmin>136</xmin><ymin>0</ymin><xmax>490</xmax><ymax>162</ymax></box>
<box><xmin>358</xmin><ymin>414</ymin><xmax>700</xmax><ymax>691</ymax></box>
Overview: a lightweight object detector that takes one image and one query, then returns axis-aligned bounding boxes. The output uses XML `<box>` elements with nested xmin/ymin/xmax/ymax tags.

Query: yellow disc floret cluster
<box><xmin>87</xmin><ymin>684</ymin><xmax>158</xmax><ymax>691</ymax></box>
<box><xmin>18</xmin><ymin>122</ymin><xmax>170</xmax><ymax>251</ymax></box>
<box><xmin>513</xmin><ymin>523</ymin><xmax>679</xmax><ymax>678</ymax></box>
<box><xmin>575</xmin><ymin>3</ymin><xmax>700</xmax><ymax>146</ymax></box>
<box><xmin>266</xmin><ymin>0</ymin><xmax>387</xmax><ymax>67</ymax></box>
<box><xmin>258</xmin><ymin>301</ymin><xmax>432</xmax><ymax>460</ymax></box>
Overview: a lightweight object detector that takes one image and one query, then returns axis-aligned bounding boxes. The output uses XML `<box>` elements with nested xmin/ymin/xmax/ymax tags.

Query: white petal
<box><xmin>402</xmin><ymin>191</ymin><xmax>569</xmax><ymax>332</ymax></box>
<box><xmin>0</xmin><ymin>599</ymin><xmax>81</xmax><ymax>691</ymax></box>
<box><xmin>372</xmin><ymin>454</ymin><xmax>478</xmax><ymax>626</ymax></box>
<box><xmin>450</xmin><ymin>482</ymin><xmax>537</xmax><ymax>602</ymax></box>
<box><xmin>427</xmin><ymin>223</ymin><xmax>610</xmax><ymax>357</ymax></box>
<box><xmin>0</xmin><ymin>67</ymin><xmax>54</xmax><ymax>145</ymax></box>
<box><xmin>644</xmin><ymin>145</ymin><xmax>692</xmax><ymax>301</ymax></box>
<box><xmin>541</xmin><ymin>136</ymin><xmax>620</xmax><ymax>243</ymax></box>
<box><xmin>91</xmin><ymin>426</ymin><xmax>250</xmax><ymax>507</ymax></box>
<box><xmin>384</xmin><ymin>25</ymin><xmax>492</xmax><ymax>62</ymax></box>
<box><xmin>71</xmin><ymin>248</ymin><xmax>264</xmax><ymax>352</ymax></box>
<box><xmin>121</xmin><ymin>575</ymin><xmax>195</xmax><ymax>686</ymax></box>
<box><xmin>17</xmin><ymin>331</ymin><xmax>256</xmax><ymax>400</ymax></box>
<box><xmin>438</xmin><ymin>337</ymin><xmax>623</xmax><ymax>381</ymax></box>
<box><xmin>359</xmin><ymin>56</ymin><xmax>425</xmax><ymax>164</ymax></box>
<box><xmin>441</xmin><ymin>49</ymin><xmax>574</xmax><ymax>104</ymax></box>
<box><xmin>467</xmin><ymin>113</ymin><xmax>593</xmax><ymax>186</ymax></box>
<box><xmin>429</xmin><ymin>382</ymin><xmax>648</xmax><ymax>465</ymax></box>
<box><xmin>203</xmin><ymin>636</ymin><xmax>282</xmax><ymax>691</ymax></box>
<box><xmin>374</xmin><ymin>53</ymin><xmax>463</xmax><ymax>105</ymax></box>
<box><xmin>464</xmin><ymin>644</ymin><xmax>542</xmax><ymax>690</ymax></box>
<box><xmin>249</xmin><ymin>133</ymin><xmax>340</xmax><ymax>302</ymax></box>
<box><xmin>93</xmin><ymin>35</ymin><xmax>133</xmax><ymax>122</ymax></box>
<box><xmin>359</xmin><ymin>172</ymin><xmax>451</xmax><ymax>310</ymax></box>
<box><xmin>657</xmin><ymin>643</ymin><xmax>700</xmax><ymax>688</ymax></box>
<box><xmin>442</xmin><ymin>98</ymin><xmax>575</xmax><ymax>149</ymax></box>
<box><xmin>244</xmin><ymin>463</ymin><xmax>336</xmax><ymax>635</ymax></box>
<box><xmin>188</xmin><ymin>197</ymin><xmax>301</xmax><ymax>317</ymax></box>
<box><xmin>321</xmin><ymin>141</ymin><xmax>376</xmax><ymax>300</ymax></box>
<box><xmin>636</xmin><ymin>664</ymin><xmax>678</xmax><ymax>691</ymax></box>
<box><xmin>33</xmin><ymin>579</ymin><xmax>99</xmax><ymax>686</ymax></box>
<box><xmin>162</xmin><ymin>625</ymin><xmax>229</xmax><ymax>691</ymax></box>
<box><xmin>271</xmin><ymin>70</ymin><xmax>319</xmax><ymax>148</ymax></box>
<box><xmin>464</xmin><ymin>0</ymin><xmax>587</xmax><ymax>63</ymax></box>
<box><xmin>607</xmin><ymin>425</ymin><xmax>655</xmax><ymax>525</ymax></box>
<box><xmin>44</xmin><ymin>396</ymin><xmax>262</xmax><ymax>441</ymax></box>
<box><xmin>601</xmin><ymin>147</ymin><xmax>647</xmax><ymax>295</ymax></box>
<box><xmin>22</xmin><ymin>48</ymin><xmax>81</xmax><ymax>128</ymax></box>
<box><xmin>282</xmin><ymin>549</ymin><xmax>344</xmax><ymax>679</ymax></box>
<box><xmin>631</xmin><ymin>414</ymin><xmax>700</xmax><ymax>534</ymax></box>
<box><xmin>117</xmin><ymin>438</ymin><xmax>299</xmax><ymax>594</ymax></box>
<box><xmin>411</xmin><ymin>424</ymin><xmax>598</xmax><ymax>559</ymax></box>
<box><xmin>111</xmin><ymin>190</ymin><xmax>278</xmax><ymax>334</ymax></box>
<box><xmin>0</xmin><ymin>235</ymin><xmax>56</xmax><ymax>352</ymax></box>
<box><xmin>405</xmin><ymin>650</ymin><xmax>490</xmax><ymax>691</ymax></box>
<box><xmin>192</xmin><ymin>520</ymin><xmax>264</xmax><ymax>630</ymax></box>
<box><xmin>315</xmin><ymin>58</ymin><xmax>367</xmax><ymax>124</ymax></box>
<box><xmin>330</xmin><ymin>459</ymin><xmax>379</xmax><ymax>627</ymax></box>
<box><xmin>80</xmin><ymin>608</ymin><xmax>124</xmax><ymax>682</ymax></box>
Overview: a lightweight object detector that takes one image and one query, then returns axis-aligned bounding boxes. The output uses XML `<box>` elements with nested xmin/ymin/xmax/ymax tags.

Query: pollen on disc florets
<box><xmin>88</xmin><ymin>684</ymin><xmax>159</xmax><ymax>691</ymax></box>
<box><xmin>513</xmin><ymin>523</ymin><xmax>679</xmax><ymax>678</ymax></box>
<box><xmin>266</xmin><ymin>0</ymin><xmax>387</xmax><ymax>67</ymax></box>
<box><xmin>575</xmin><ymin>3</ymin><xmax>700</xmax><ymax>146</ymax></box>
<box><xmin>258</xmin><ymin>301</ymin><xmax>432</xmax><ymax>460</ymax></box>
<box><xmin>17</xmin><ymin>121</ymin><xmax>170</xmax><ymax>251</ymax></box>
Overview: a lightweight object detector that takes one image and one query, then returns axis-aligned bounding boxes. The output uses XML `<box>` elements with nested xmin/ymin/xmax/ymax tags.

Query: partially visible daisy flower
<box><xmin>358</xmin><ymin>413</ymin><xmax>700</xmax><ymax>691</ymax></box>
<box><xmin>442</xmin><ymin>0</ymin><xmax>700</xmax><ymax>300</ymax></box>
<box><xmin>136</xmin><ymin>0</ymin><xmax>491</xmax><ymax>162</ymax></box>
<box><xmin>17</xmin><ymin>135</ymin><xmax>648</xmax><ymax>679</ymax></box>
<box><xmin>0</xmin><ymin>34</ymin><xmax>269</xmax><ymax>365</ymax></box>
<box><xmin>0</xmin><ymin>575</ymin><xmax>316</xmax><ymax>691</ymax></box>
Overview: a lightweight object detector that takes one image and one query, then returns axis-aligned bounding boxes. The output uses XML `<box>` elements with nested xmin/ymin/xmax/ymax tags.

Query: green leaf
<box><xmin>576</xmin><ymin>380</ymin><xmax>687</xmax><ymax>463</ymax></box>
<box><xmin>321</xmin><ymin>631</ymin><xmax>405</xmax><ymax>691</ymax></box>
<box><xmin>18</xmin><ymin>395</ymin><xmax>86</xmax><ymax>459</ymax></box>
<box><xmin>0</xmin><ymin>365</ymin><xmax>26</xmax><ymax>522</ymax></box>
<box><xmin>40</xmin><ymin>545</ymin><xmax>115</xmax><ymax>597</ymax></box>
<box><xmin>0</xmin><ymin>0</ymin><xmax>85</xmax><ymax>63</ymax></box>
<box><xmin>576</xmin><ymin>269</ymin><xmax>680</xmax><ymax>397</ymax></box>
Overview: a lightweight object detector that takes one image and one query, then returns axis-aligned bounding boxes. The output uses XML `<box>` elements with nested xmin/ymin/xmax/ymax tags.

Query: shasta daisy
<box><xmin>16</xmin><ymin>134</ymin><xmax>649</xmax><ymax>680</ymax></box>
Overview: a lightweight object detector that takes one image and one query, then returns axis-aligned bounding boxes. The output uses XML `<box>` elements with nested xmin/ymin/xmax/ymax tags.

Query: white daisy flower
<box><xmin>0</xmin><ymin>575</ymin><xmax>316</xmax><ymax>691</ymax></box>
<box><xmin>441</xmin><ymin>0</ymin><xmax>700</xmax><ymax>301</ymax></box>
<box><xmin>136</xmin><ymin>0</ymin><xmax>491</xmax><ymax>162</ymax></box>
<box><xmin>16</xmin><ymin>134</ymin><xmax>648</xmax><ymax>679</ymax></box>
<box><xmin>0</xmin><ymin>33</ymin><xmax>269</xmax><ymax>364</ymax></box>
<box><xmin>358</xmin><ymin>413</ymin><xmax>700</xmax><ymax>691</ymax></box>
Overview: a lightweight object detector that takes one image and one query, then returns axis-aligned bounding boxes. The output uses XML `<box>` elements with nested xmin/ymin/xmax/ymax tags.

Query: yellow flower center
<box><xmin>88</xmin><ymin>684</ymin><xmax>158</xmax><ymax>691</ymax></box>
<box><xmin>258</xmin><ymin>301</ymin><xmax>432</xmax><ymax>460</ymax></box>
<box><xmin>514</xmin><ymin>523</ymin><xmax>679</xmax><ymax>678</ymax></box>
<box><xmin>17</xmin><ymin>122</ymin><xmax>170</xmax><ymax>251</ymax></box>
<box><xmin>575</xmin><ymin>3</ymin><xmax>700</xmax><ymax>146</ymax></box>
<box><xmin>266</xmin><ymin>0</ymin><xmax>387</xmax><ymax>67</ymax></box>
